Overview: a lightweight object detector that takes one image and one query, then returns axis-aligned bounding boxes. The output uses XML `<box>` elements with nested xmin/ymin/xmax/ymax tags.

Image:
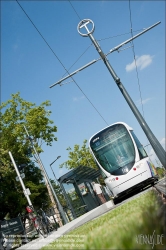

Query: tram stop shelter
<box><xmin>58</xmin><ymin>165</ymin><xmax>110</xmax><ymax>221</ymax></box>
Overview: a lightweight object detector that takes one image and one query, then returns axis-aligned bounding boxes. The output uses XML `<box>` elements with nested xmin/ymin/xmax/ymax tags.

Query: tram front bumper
<box><xmin>111</xmin><ymin>170</ymin><xmax>154</xmax><ymax>197</ymax></box>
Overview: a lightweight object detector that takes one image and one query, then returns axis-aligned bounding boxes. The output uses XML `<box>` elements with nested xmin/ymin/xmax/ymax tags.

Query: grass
<box><xmin>42</xmin><ymin>190</ymin><xmax>166</xmax><ymax>250</ymax></box>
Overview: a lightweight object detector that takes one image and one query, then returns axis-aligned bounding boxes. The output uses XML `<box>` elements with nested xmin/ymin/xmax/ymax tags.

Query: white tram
<box><xmin>89</xmin><ymin>122</ymin><xmax>158</xmax><ymax>202</ymax></box>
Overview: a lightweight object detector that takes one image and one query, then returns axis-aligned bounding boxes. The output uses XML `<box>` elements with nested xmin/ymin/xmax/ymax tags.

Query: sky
<box><xmin>1</xmin><ymin>0</ymin><xmax>165</xmax><ymax>181</ymax></box>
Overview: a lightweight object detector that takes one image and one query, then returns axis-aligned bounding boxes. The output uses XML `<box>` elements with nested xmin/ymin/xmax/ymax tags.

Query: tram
<box><xmin>89</xmin><ymin>122</ymin><xmax>158</xmax><ymax>202</ymax></box>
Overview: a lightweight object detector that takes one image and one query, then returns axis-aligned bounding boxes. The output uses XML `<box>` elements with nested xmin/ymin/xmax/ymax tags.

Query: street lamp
<box><xmin>50</xmin><ymin>155</ymin><xmax>61</xmax><ymax>166</ymax></box>
<box><xmin>50</xmin><ymin>156</ymin><xmax>61</xmax><ymax>185</ymax></box>
<box><xmin>49</xmin><ymin>156</ymin><xmax>69</xmax><ymax>223</ymax></box>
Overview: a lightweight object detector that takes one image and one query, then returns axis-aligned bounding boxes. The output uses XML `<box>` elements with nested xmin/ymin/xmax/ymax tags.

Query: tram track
<box><xmin>153</xmin><ymin>178</ymin><xmax>166</xmax><ymax>203</ymax></box>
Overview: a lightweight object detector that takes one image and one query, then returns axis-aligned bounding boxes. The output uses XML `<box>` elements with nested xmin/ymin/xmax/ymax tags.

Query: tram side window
<box><xmin>130</xmin><ymin>131</ymin><xmax>147</xmax><ymax>159</ymax></box>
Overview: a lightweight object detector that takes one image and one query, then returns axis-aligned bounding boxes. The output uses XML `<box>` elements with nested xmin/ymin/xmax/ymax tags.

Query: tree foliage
<box><xmin>50</xmin><ymin>180</ymin><xmax>67</xmax><ymax>208</ymax></box>
<box><xmin>0</xmin><ymin>93</ymin><xmax>57</xmax><ymax>219</ymax></box>
<box><xmin>156</xmin><ymin>167</ymin><xmax>165</xmax><ymax>179</ymax></box>
<box><xmin>59</xmin><ymin>139</ymin><xmax>97</xmax><ymax>170</ymax></box>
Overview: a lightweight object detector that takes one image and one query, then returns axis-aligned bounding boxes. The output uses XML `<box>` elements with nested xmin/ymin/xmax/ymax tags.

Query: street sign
<box><xmin>26</xmin><ymin>188</ymin><xmax>31</xmax><ymax>195</ymax></box>
<box><xmin>23</xmin><ymin>188</ymin><xmax>31</xmax><ymax>196</ymax></box>
<box><xmin>0</xmin><ymin>217</ymin><xmax>24</xmax><ymax>236</ymax></box>
<box><xmin>15</xmin><ymin>173</ymin><xmax>25</xmax><ymax>182</ymax></box>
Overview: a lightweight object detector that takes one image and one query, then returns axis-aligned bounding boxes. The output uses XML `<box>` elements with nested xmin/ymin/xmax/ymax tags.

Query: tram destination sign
<box><xmin>0</xmin><ymin>217</ymin><xmax>24</xmax><ymax>235</ymax></box>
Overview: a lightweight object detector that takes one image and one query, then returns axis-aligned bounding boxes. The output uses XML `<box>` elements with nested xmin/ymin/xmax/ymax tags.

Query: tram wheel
<box><xmin>113</xmin><ymin>198</ymin><xmax>119</xmax><ymax>205</ymax></box>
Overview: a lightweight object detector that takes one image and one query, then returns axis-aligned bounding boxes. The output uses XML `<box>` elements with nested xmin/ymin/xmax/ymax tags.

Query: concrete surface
<box><xmin>17</xmin><ymin>200</ymin><xmax>114</xmax><ymax>250</ymax></box>
<box><xmin>16</xmin><ymin>185</ymin><xmax>156</xmax><ymax>250</ymax></box>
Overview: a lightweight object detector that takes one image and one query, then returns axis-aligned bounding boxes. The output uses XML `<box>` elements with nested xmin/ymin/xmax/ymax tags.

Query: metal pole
<box><xmin>59</xmin><ymin>181</ymin><xmax>77</xmax><ymax>219</ymax></box>
<box><xmin>50</xmin><ymin>59</ymin><xmax>100</xmax><ymax>88</ymax></box>
<box><xmin>50</xmin><ymin>22</ymin><xmax>161</xmax><ymax>88</ymax></box>
<box><xmin>77</xmin><ymin>19</ymin><xmax>166</xmax><ymax>169</ymax></box>
<box><xmin>9</xmin><ymin>151</ymin><xmax>32</xmax><ymax>206</ymax></box>
<box><xmin>50</xmin><ymin>159</ymin><xmax>77</xmax><ymax>219</ymax></box>
<box><xmin>24</xmin><ymin>126</ymin><xmax>68</xmax><ymax>224</ymax></box>
<box><xmin>50</xmin><ymin>164</ymin><xmax>59</xmax><ymax>186</ymax></box>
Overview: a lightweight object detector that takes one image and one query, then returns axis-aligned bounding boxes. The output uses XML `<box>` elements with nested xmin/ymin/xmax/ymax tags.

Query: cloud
<box><xmin>73</xmin><ymin>96</ymin><xmax>85</xmax><ymax>102</ymax></box>
<box><xmin>126</xmin><ymin>55</ymin><xmax>153</xmax><ymax>72</ymax></box>
<box><xmin>136</xmin><ymin>97</ymin><xmax>152</xmax><ymax>106</ymax></box>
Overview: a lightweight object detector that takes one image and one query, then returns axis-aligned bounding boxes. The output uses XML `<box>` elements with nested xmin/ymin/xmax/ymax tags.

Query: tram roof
<box><xmin>58</xmin><ymin>165</ymin><xmax>101</xmax><ymax>183</ymax></box>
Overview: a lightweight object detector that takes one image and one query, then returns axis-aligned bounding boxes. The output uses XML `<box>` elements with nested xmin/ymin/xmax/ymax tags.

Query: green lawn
<box><xmin>42</xmin><ymin>190</ymin><xmax>165</xmax><ymax>250</ymax></box>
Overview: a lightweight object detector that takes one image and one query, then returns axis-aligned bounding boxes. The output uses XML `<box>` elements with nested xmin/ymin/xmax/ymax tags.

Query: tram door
<box><xmin>83</xmin><ymin>181</ymin><xmax>100</xmax><ymax>210</ymax></box>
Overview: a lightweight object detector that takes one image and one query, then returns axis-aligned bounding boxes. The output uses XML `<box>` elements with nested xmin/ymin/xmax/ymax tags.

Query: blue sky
<box><xmin>1</xmin><ymin>1</ymin><xmax>165</xmax><ymax>180</ymax></box>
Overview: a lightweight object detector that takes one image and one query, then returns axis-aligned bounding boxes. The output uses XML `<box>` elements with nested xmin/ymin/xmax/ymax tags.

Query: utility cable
<box><xmin>68</xmin><ymin>0</ymin><xmax>144</xmax><ymax>44</ymax></box>
<box><xmin>128</xmin><ymin>0</ymin><xmax>152</xmax><ymax>155</ymax></box>
<box><xmin>61</xmin><ymin>43</ymin><xmax>92</xmax><ymax>78</ymax></box>
<box><xmin>97</xmin><ymin>29</ymin><xmax>144</xmax><ymax>42</ymax></box>
<box><xmin>68</xmin><ymin>0</ymin><xmax>82</xmax><ymax>21</ymax></box>
<box><xmin>16</xmin><ymin>0</ymin><xmax>109</xmax><ymax>126</ymax></box>
<box><xmin>128</xmin><ymin>0</ymin><xmax>145</xmax><ymax>118</ymax></box>
<box><xmin>16</xmin><ymin>0</ymin><xmax>68</xmax><ymax>74</ymax></box>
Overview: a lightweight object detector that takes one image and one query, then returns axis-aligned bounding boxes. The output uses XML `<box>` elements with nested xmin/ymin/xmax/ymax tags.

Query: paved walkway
<box><xmin>17</xmin><ymin>200</ymin><xmax>114</xmax><ymax>250</ymax></box>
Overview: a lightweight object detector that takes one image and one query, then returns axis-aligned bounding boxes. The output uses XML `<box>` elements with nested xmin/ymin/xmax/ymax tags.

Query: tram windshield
<box><xmin>90</xmin><ymin>124</ymin><xmax>135</xmax><ymax>174</ymax></box>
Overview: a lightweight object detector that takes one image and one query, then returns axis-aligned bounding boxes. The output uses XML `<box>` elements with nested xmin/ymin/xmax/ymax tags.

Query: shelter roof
<box><xmin>58</xmin><ymin>165</ymin><xmax>101</xmax><ymax>183</ymax></box>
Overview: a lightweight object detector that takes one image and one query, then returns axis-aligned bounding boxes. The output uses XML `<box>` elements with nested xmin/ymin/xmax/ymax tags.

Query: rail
<box><xmin>153</xmin><ymin>178</ymin><xmax>166</xmax><ymax>203</ymax></box>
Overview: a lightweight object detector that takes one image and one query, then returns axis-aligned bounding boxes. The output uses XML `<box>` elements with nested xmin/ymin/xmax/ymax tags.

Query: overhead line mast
<box><xmin>50</xmin><ymin>21</ymin><xmax>160</xmax><ymax>87</ymax></box>
<box><xmin>50</xmin><ymin>19</ymin><xmax>165</xmax><ymax>169</ymax></box>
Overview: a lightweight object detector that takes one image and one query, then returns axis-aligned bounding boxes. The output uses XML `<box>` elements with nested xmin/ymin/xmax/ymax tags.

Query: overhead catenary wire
<box><xmin>55</xmin><ymin>1</ymin><xmax>160</xmax><ymax>89</ymax></box>
<box><xmin>16</xmin><ymin>0</ymin><xmax>109</xmax><ymax>126</ymax></box>
<box><xmin>60</xmin><ymin>43</ymin><xmax>93</xmax><ymax>79</ymax></box>
<box><xmin>68</xmin><ymin>0</ymin><xmax>82</xmax><ymax>21</ymax></box>
<box><xmin>16</xmin><ymin>0</ymin><xmax>151</xmax><ymax>128</ymax></box>
<box><xmin>60</xmin><ymin>3</ymin><xmax>165</xmax><ymax>166</ymax></box>
<box><xmin>97</xmin><ymin>29</ymin><xmax>145</xmax><ymax>42</ymax></box>
<box><xmin>68</xmin><ymin>0</ymin><xmax>150</xmax><ymax>120</ymax></box>
<box><xmin>128</xmin><ymin>0</ymin><xmax>145</xmax><ymax>118</ymax></box>
<box><xmin>68</xmin><ymin>0</ymin><xmax>144</xmax><ymax>43</ymax></box>
<box><xmin>14</xmin><ymin>1</ymin><xmax>165</xmax><ymax>167</ymax></box>
<box><xmin>128</xmin><ymin>0</ymin><xmax>152</xmax><ymax>156</ymax></box>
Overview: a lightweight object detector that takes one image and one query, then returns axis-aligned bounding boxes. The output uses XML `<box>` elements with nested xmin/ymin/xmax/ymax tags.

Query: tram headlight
<box><xmin>122</xmin><ymin>167</ymin><xmax>129</xmax><ymax>173</ymax></box>
<box><xmin>136</xmin><ymin>163</ymin><xmax>143</xmax><ymax>169</ymax></box>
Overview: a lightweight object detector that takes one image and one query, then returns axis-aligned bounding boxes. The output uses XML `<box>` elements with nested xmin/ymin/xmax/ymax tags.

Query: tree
<box><xmin>59</xmin><ymin>139</ymin><xmax>97</xmax><ymax>170</ymax></box>
<box><xmin>156</xmin><ymin>167</ymin><xmax>165</xmax><ymax>179</ymax></box>
<box><xmin>0</xmin><ymin>162</ymin><xmax>49</xmax><ymax>219</ymax></box>
<box><xmin>0</xmin><ymin>92</ymin><xmax>57</xmax><ymax>219</ymax></box>
<box><xmin>50</xmin><ymin>180</ymin><xmax>67</xmax><ymax>208</ymax></box>
<box><xmin>59</xmin><ymin>140</ymin><xmax>106</xmax><ymax>186</ymax></box>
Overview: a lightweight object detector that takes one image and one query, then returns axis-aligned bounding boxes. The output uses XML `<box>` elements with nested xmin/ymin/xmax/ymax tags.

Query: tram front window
<box><xmin>90</xmin><ymin>124</ymin><xmax>135</xmax><ymax>174</ymax></box>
